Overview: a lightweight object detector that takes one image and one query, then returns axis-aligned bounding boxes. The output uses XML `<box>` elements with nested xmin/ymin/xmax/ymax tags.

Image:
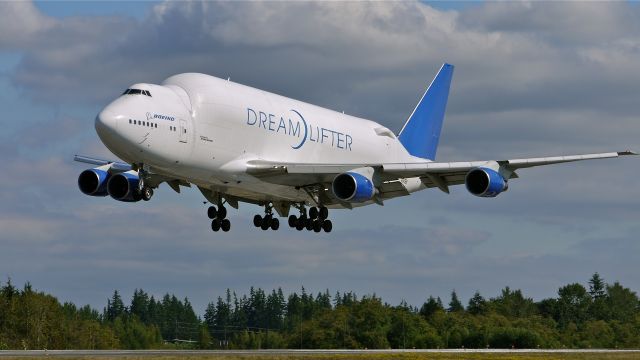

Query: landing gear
<box><xmin>208</xmin><ymin>204</ymin><xmax>230</xmax><ymax>232</ymax></box>
<box><xmin>141</xmin><ymin>186</ymin><xmax>154</xmax><ymax>201</ymax></box>
<box><xmin>287</xmin><ymin>205</ymin><xmax>332</xmax><ymax>233</ymax></box>
<box><xmin>253</xmin><ymin>204</ymin><xmax>280</xmax><ymax>231</ymax></box>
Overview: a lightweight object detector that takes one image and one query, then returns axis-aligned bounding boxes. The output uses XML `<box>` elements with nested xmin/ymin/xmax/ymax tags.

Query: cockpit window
<box><xmin>122</xmin><ymin>88</ymin><xmax>152</xmax><ymax>97</ymax></box>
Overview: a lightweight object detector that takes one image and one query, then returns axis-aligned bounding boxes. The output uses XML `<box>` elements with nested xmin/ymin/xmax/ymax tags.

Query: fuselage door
<box><xmin>179</xmin><ymin>119</ymin><xmax>187</xmax><ymax>143</ymax></box>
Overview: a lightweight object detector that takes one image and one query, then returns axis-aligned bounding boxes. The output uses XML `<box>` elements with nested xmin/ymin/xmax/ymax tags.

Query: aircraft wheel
<box><xmin>207</xmin><ymin>206</ymin><xmax>217</xmax><ymax>219</ymax></box>
<box><xmin>261</xmin><ymin>215</ymin><xmax>272</xmax><ymax>230</ymax></box>
<box><xmin>221</xmin><ymin>219</ymin><xmax>231</xmax><ymax>232</ymax></box>
<box><xmin>253</xmin><ymin>215</ymin><xmax>262</xmax><ymax>227</ymax></box>
<box><xmin>271</xmin><ymin>218</ymin><xmax>280</xmax><ymax>231</ymax></box>
<box><xmin>211</xmin><ymin>219</ymin><xmax>221</xmax><ymax>232</ymax></box>
<box><xmin>142</xmin><ymin>187</ymin><xmax>154</xmax><ymax>201</ymax></box>
<box><xmin>309</xmin><ymin>207</ymin><xmax>318</xmax><ymax>220</ymax></box>
<box><xmin>322</xmin><ymin>219</ymin><xmax>332</xmax><ymax>233</ymax></box>
<box><xmin>217</xmin><ymin>206</ymin><xmax>227</xmax><ymax>219</ymax></box>
<box><xmin>295</xmin><ymin>219</ymin><xmax>305</xmax><ymax>231</ymax></box>
<box><xmin>305</xmin><ymin>218</ymin><xmax>314</xmax><ymax>231</ymax></box>
<box><xmin>313</xmin><ymin>220</ymin><xmax>322</xmax><ymax>233</ymax></box>
<box><xmin>288</xmin><ymin>215</ymin><xmax>297</xmax><ymax>228</ymax></box>
<box><xmin>319</xmin><ymin>206</ymin><xmax>329</xmax><ymax>220</ymax></box>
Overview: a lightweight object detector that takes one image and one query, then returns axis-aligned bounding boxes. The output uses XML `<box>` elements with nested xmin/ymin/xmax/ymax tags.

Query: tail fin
<box><xmin>398</xmin><ymin>63</ymin><xmax>454</xmax><ymax>160</ymax></box>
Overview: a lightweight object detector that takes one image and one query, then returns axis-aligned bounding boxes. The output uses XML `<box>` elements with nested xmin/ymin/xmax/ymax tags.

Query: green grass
<box><xmin>4</xmin><ymin>352</ymin><xmax>640</xmax><ymax>360</ymax></box>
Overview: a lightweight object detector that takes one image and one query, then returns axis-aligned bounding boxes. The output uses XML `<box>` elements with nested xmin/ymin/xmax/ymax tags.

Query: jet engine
<box><xmin>465</xmin><ymin>167</ymin><xmax>508</xmax><ymax>197</ymax></box>
<box><xmin>107</xmin><ymin>170</ymin><xmax>141</xmax><ymax>202</ymax></box>
<box><xmin>332</xmin><ymin>171</ymin><xmax>376</xmax><ymax>202</ymax></box>
<box><xmin>78</xmin><ymin>167</ymin><xmax>110</xmax><ymax>196</ymax></box>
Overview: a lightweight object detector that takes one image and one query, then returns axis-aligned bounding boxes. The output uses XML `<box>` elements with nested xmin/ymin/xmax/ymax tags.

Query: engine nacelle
<box><xmin>107</xmin><ymin>171</ymin><xmax>141</xmax><ymax>202</ymax></box>
<box><xmin>332</xmin><ymin>171</ymin><xmax>375</xmax><ymax>202</ymax></box>
<box><xmin>78</xmin><ymin>168</ymin><xmax>110</xmax><ymax>196</ymax></box>
<box><xmin>465</xmin><ymin>167</ymin><xmax>508</xmax><ymax>197</ymax></box>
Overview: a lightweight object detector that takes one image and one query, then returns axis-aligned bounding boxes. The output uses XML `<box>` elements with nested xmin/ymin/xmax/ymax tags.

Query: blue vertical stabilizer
<box><xmin>398</xmin><ymin>63</ymin><xmax>454</xmax><ymax>160</ymax></box>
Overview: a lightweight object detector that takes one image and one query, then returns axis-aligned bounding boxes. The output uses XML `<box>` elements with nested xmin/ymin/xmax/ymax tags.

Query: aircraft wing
<box><xmin>246</xmin><ymin>151</ymin><xmax>636</xmax><ymax>196</ymax></box>
<box><xmin>74</xmin><ymin>154</ymin><xmax>132</xmax><ymax>171</ymax></box>
<box><xmin>73</xmin><ymin>155</ymin><xmax>185</xmax><ymax>192</ymax></box>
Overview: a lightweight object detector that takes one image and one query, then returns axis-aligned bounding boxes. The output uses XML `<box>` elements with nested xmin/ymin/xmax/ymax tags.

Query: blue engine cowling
<box><xmin>332</xmin><ymin>172</ymin><xmax>375</xmax><ymax>202</ymax></box>
<box><xmin>107</xmin><ymin>171</ymin><xmax>141</xmax><ymax>202</ymax></box>
<box><xmin>78</xmin><ymin>168</ymin><xmax>110</xmax><ymax>196</ymax></box>
<box><xmin>465</xmin><ymin>167</ymin><xmax>508</xmax><ymax>197</ymax></box>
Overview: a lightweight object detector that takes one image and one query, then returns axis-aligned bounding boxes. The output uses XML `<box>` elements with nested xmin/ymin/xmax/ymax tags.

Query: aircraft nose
<box><xmin>95</xmin><ymin>108</ymin><xmax>118</xmax><ymax>136</ymax></box>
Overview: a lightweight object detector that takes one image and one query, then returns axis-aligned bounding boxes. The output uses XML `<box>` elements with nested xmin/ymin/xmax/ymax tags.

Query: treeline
<box><xmin>0</xmin><ymin>273</ymin><xmax>638</xmax><ymax>350</ymax></box>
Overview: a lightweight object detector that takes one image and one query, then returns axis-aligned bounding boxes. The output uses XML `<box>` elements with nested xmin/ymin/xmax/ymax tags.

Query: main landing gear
<box><xmin>288</xmin><ymin>206</ymin><xmax>332</xmax><ymax>233</ymax></box>
<box><xmin>253</xmin><ymin>204</ymin><xmax>280</xmax><ymax>231</ymax></box>
<box><xmin>208</xmin><ymin>204</ymin><xmax>231</xmax><ymax>232</ymax></box>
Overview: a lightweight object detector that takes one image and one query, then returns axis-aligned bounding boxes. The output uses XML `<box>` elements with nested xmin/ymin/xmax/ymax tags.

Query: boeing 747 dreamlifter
<box><xmin>75</xmin><ymin>64</ymin><xmax>635</xmax><ymax>233</ymax></box>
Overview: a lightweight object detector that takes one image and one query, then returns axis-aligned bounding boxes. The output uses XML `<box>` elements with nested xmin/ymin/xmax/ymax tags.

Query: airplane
<box><xmin>75</xmin><ymin>63</ymin><xmax>635</xmax><ymax>233</ymax></box>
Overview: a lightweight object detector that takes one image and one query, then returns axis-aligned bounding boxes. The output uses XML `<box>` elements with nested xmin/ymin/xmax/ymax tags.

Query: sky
<box><xmin>0</xmin><ymin>1</ymin><xmax>638</xmax><ymax>315</ymax></box>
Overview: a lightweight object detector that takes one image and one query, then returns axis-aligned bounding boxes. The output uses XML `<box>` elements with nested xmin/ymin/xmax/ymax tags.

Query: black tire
<box><xmin>207</xmin><ymin>206</ymin><xmax>217</xmax><ymax>219</ymax></box>
<box><xmin>305</xmin><ymin>218</ymin><xmax>314</xmax><ymax>231</ymax></box>
<box><xmin>295</xmin><ymin>220</ymin><xmax>305</xmax><ymax>231</ymax></box>
<box><xmin>261</xmin><ymin>215</ymin><xmax>272</xmax><ymax>230</ymax></box>
<box><xmin>288</xmin><ymin>215</ymin><xmax>297</xmax><ymax>227</ymax></box>
<box><xmin>221</xmin><ymin>219</ymin><xmax>231</xmax><ymax>232</ymax></box>
<box><xmin>322</xmin><ymin>219</ymin><xmax>333</xmax><ymax>233</ymax></box>
<box><xmin>211</xmin><ymin>219</ymin><xmax>221</xmax><ymax>232</ymax></box>
<box><xmin>142</xmin><ymin>187</ymin><xmax>153</xmax><ymax>201</ymax></box>
<box><xmin>309</xmin><ymin>207</ymin><xmax>318</xmax><ymax>219</ymax></box>
<box><xmin>217</xmin><ymin>206</ymin><xmax>227</xmax><ymax>219</ymax></box>
<box><xmin>271</xmin><ymin>218</ymin><xmax>280</xmax><ymax>230</ymax></box>
<box><xmin>313</xmin><ymin>220</ymin><xmax>322</xmax><ymax>233</ymax></box>
<box><xmin>319</xmin><ymin>206</ymin><xmax>329</xmax><ymax>220</ymax></box>
<box><xmin>253</xmin><ymin>215</ymin><xmax>262</xmax><ymax>227</ymax></box>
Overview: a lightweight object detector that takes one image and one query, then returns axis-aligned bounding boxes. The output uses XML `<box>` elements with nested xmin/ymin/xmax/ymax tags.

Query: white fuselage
<box><xmin>96</xmin><ymin>73</ymin><xmax>418</xmax><ymax>204</ymax></box>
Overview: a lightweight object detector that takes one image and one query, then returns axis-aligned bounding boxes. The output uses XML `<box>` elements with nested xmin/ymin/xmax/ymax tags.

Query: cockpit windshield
<box><xmin>122</xmin><ymin>88</ymin><xmax>152</xmax><ymax>97</ymax></box>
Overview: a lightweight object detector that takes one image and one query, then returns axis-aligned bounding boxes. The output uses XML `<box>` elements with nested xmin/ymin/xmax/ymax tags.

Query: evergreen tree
<box><xmin>106</xmin><ymin>290</ymin><xmax>126</xmax><ymax>321</ymax></box>
<box><xmin>467</xmin><ymin>291</ymin><xmax>487</xmax><ymax>315</ymax></box>
<box><xmin>448</xmin><ymin>290</ymin><xmax>464</xmax><ymax>312</ymax></box>
<box><xmin>589</xmin><ymin>273</ymin><xmax>606</xmax><ymax>300</ymax></box>
<box><xmin>130</xmin><ymin>289</ymin><xmax>150</xmax><ymax>323</ymax></box>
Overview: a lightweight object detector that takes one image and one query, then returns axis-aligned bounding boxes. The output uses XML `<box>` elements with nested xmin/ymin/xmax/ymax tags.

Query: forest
<box><xmin>0</xmin><ymin>273</ymin><xmax>638</xmax><ymax>350</ymax></box>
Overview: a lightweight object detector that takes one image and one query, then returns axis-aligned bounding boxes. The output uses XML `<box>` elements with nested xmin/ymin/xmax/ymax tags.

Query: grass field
<box><xmin>3</xmin><ymin>351</ymin><xmax>640</xmax><ymax>360</ymax></box>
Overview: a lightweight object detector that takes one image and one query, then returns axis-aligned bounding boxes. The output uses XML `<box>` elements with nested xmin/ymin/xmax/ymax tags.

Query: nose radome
<box><xmin>95</xmin><ymin>108</ymin><xmax>118</xmax><ymax>136</ymax></box>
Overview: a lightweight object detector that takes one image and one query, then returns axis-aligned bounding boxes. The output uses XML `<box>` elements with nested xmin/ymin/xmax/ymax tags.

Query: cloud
<box><xmin>0</xmin><ymin>1</ymin><xmax>638</xmax><ymax>311</ymax></box>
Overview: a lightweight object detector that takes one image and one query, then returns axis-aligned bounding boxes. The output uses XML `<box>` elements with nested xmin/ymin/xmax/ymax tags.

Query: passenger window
<box><xmin>134</xmin><ymin>120</ymin><xmax>137</xmax><ymax>125</ymax></box>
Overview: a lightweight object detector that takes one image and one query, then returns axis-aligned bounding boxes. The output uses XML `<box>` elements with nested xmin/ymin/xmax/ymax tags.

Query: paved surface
<box><xmin>1</xmin><ymin>349</ymin><xmax>640</xmax><ymax>357</ymax></box>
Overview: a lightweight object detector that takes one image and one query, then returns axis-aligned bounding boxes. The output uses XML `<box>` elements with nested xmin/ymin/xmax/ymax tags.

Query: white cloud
<box><xmin>1</xmin><ymin>1</ymin><xmax>638</xmax><ymax>311</ymax></box>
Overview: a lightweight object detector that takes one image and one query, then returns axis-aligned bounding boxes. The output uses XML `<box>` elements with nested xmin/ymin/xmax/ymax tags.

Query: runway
<box><xmin>1</xmin><ymin>349</ymin><xmax>640</xmax><ymax>357</ymax></box>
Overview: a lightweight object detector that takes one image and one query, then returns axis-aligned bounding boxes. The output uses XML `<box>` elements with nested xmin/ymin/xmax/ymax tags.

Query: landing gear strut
<box><xmin>253</xmin><ymin>204</ymin><xmax>279</xmax><ymax>231</ymax></box>
<box><xmin>208</xmin><ymin>204</ymin><xmax>230</xmax><ymax>232</ymax></box>
<box><xmin>288</xmin><ymin>205</ymin><xmax>332</xmax><ymax>233</ymax></box>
